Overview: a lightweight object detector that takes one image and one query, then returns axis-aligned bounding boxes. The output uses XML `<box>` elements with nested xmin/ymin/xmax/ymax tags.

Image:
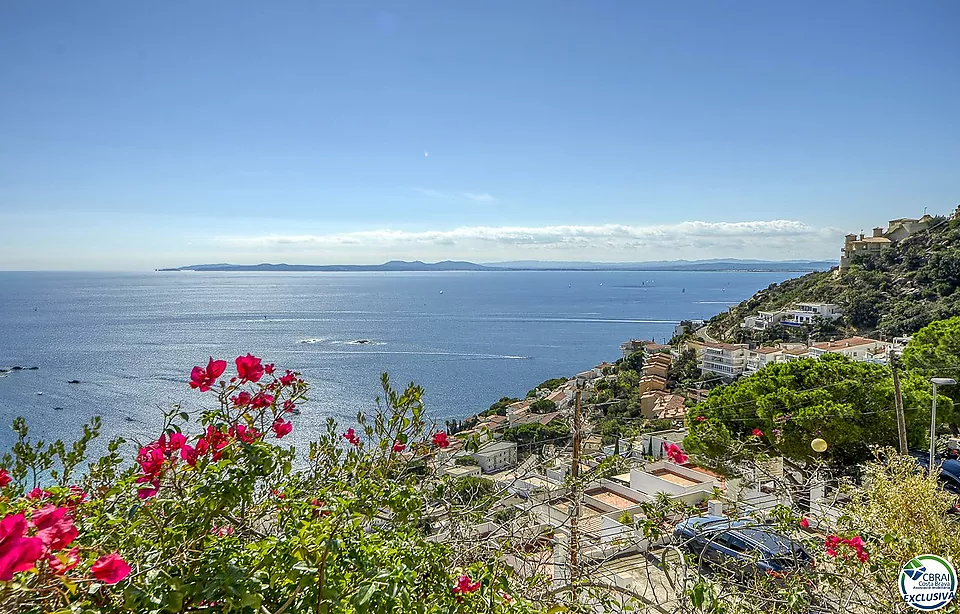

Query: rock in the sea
<box><xmin>354</xmin><ymin>339</ymin><xmax>371</xmax><ymax>344</ymax></box>
<box><xmin>10</xmin><ymin>366</ymin><xmax>23</xmax><ymax>371</ymax></box>
<box><xmin>27</xmin><ymin>367</ymin><xmax>39</xmax><ymax>370</ymax></box>
<box><xmin>53</xmin><ymin>407</ymin><xmax>64</xmax><ymax>411</ymax></box>
<box><xmin>67</xmin><ymin>379</ymin><xmax>81</xmax><ymax>384</ymax></box>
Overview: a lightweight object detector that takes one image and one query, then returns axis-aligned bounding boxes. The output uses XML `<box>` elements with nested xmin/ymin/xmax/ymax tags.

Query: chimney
<box><xmin>873</xmin><ymin>227</ymin><xmax>883</xmax><ymax>238</ymax></box>
<box><xmin>859</xmin><ymin>233</ymin><xmax>865</xmax><ymax>240</ymax></box>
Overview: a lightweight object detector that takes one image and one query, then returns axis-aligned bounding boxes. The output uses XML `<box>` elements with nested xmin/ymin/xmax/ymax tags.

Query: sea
<box><xmin>0</xmin><ymin>270</ymin><xmax>797</xmax><ymax>451</ymax></box>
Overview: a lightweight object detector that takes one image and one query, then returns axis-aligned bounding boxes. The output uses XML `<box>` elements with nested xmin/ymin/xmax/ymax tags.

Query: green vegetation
<box><xmin>529</xmin><ymin>398</ymin><xmax>557</xmax><ymax>414</ymax></box>
<box><xmin>454</xmin><ymin>455</ymin><xmax>479</xmax><ymax>466</ymax></box>
<box><xmin>526</xmin><ymin>377</ymin><xmax>567</xmax><ymax>397</ymax></box>
<box><xmin>707</xmin><ymin>215</ymin><xmax>960</xmax><ymax>341</ymax></box>
<box><xmin>501</xmin><ymin>422</ymin><xmax>570</xmax><ymax>450</ymax></box>
<box><xmin>903</xmin><ymin>315</ymin><xmax>960</xmax><ymax>408</ymax></box>
<box><xmin>683</xmin><ymin>354</ymin><xmax>946</xmax><ymax>467</ymax></box>
<box><xmin>479</xmin><ymin>396</ymin><xmax>519</xmax><ymax>417</ymax></box>
<box><xmin>447</xmin><ymin>476</ymin><xmax>496</xmax><ymax>507</ymax></box>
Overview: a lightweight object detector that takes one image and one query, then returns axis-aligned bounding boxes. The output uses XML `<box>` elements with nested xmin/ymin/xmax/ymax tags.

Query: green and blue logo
<box><xmin>900</xmin><ymin>555</ymin><xmax>957</xmax><ymax>611</ymax></box>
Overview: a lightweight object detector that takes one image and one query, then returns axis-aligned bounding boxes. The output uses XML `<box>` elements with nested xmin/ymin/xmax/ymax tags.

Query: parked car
<box><xmin>909</xmin><ymin>452</ymin><xmax>960</xmax><ymax>495</ymax></box>
<box><xmin>673</xmin><ymin>515</ymin><xmax>813</xmax><ymax>576</ymax></box>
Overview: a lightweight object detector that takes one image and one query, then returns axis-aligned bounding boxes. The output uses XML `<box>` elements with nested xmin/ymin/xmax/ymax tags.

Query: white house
<box><xmin>808</xmin><ymin>336</ymin><xmax>891</xmax><ymax>361</ymax></box>
<box><xmin>699</xmin><ymin>342</ymin><xmax>749</xmax><ymax>378</ymax></box>
<box><xmin>471</xmin><ymin>440</ymin><xmax>518</xmax><ymax>474</ymax></box>
<box><xmin>742</xmin><ymin>303</ymin><xmax>841</xmax><ymax>331</ymax></box>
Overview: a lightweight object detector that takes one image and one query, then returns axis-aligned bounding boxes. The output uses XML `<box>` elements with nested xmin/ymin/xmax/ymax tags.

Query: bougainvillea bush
<box><xmin>0</xmin><ymin>355</ymin><xmax>537</xmax><ymax>613</ymax></box>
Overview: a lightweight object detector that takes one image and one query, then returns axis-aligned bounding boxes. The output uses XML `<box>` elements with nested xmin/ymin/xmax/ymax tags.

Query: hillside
<box><xmin>707</xmin><ymin>213</ymin><xmax>960</xmax><ymax>341</ymax></box>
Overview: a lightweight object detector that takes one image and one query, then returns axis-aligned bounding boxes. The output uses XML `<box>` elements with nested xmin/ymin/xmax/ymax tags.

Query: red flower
<box><xmin>30</xmin><ymin>506</ymin><xmax>78</xmax><ymax>551</ymax></box>
<box><xmin>824</xmin><ymin>534</ymin><xmax>868</xmax><ymax>562</ymax></box>
<box><xmin>180</xmin><ymin>444</ymin><xmax>200</xmax><ymax>467</ymax></box>
<box><xmin>695</xmin><ymin>416</ymin><xmax>706</xmax><ymax>423</ymax></box>
<box><xmin>90</xmin><ymin>552</ymin><xmax>131</xmax><ymax>584</ymax></box>
<box><xmin>264</xmin><ymin>363</ymin><xmax>275</xmax><ymax>375</ymax></box>
<box><xmin>0</xmin><ymin>469</ymin><xmax>10</xmax><ymax>488</ymax></box>
<box><xmin>751</xmin><ymin>429</ymin><xmax>764</xmax><ymax>438</ymax></box>
<box><xmin>231</xmin><ymin>424</ymin><xmax>261</xmax><ymax>444</ymax></box>
<box><xmin>663</xmin><ymin>442</ymin><xmax>689</xmax><ymax>464</ymax></box>
<box><xmin>47</xmin><ymin>546</ymin><xmax>79</xmax><ymax>575</ymax></box>
<box><xmin>249</xmin><ymin>392</ymin><xmax>274</xmax><ymax>410</ymax></box>
<box><xmin>280</xmin><ymin>371</ymin><xmax>297</xmax><ymax>386</ymax></box>
<box><xmin>432</xmin><ymin>432</ymin><xmax>450</xmax><ymax>448</ymax></box>
<box><xmin>283</xmin><ymin>400</ymin><xmax>296</xmax><ymax>413</ymax></box>
<box><xmin>0</xmin><ymin>513</ymin><xmax>45</xmax><ymax>581</ymax></box>
<box><xmin>235</xmin><ymin>354</ymin><xmax>265</xmax><ymax>383</ymax></box>
<box><xmin>189</xmin><ymin>357</ymin><xmax>227</xmax><ymax>392</ymax></box>
<box><xmin>66</xmin><ymin>486</ymin><xmax>87</xmax><ymax>507</ymax></box>
<box><xmin>26</xmin><ymin>488</ymin><xmax>51</xmax><ymax>501</ymax></box>
<box><xmin>344</xmin><ymin>428</ymin><xmax>361</xmax><ymax>446</ymax></box>
<box><xmin>211</xmin><ymin>525</ymin><xmax>235</xmax><ymax>537</ymax></box>
<box><xmin>231</xmin><ymin>391</ymin><xmax>252</xmax><ymax>407</ymax></box>
<box><xmin>800</xmin><ymin>517</ymin><xmax>810</xmax><ymax>529</ymax></box>
<box><xmin>392</xmin><ymin>440</ymin><xmax>406</xmax><ymax>453</ymax></box>
<box><xmin>272</xmin><ymin>418</ymin><xmax>292</xmax><ymax>439</ymax></box>
<box><xmin>272</xmin><ymin>490</ymin><xmax>285</xmax><ymax>500</ymax></box>
<box><xmin>452</xmin><ymin>574</ymin><xmax>481</xmax><ymax>599</ymax></box>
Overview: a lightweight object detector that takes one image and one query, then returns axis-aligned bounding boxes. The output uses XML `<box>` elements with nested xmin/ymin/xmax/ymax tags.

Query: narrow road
<box><xmin>695</xmin><ymin>325</ymin><xmax>719</xmax><ymax>344</ymax></box>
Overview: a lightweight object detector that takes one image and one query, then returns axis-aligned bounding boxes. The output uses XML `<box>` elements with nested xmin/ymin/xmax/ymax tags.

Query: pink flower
<box><xmin>30</xmin><ymin>506</ymin><xmax>78</xmax><ymax>551</ymax></box>
<box><xmin>137</xmin><ymin>480</ymin><xmax>160</xmax><ymax>500</ymax></box>
<box><xmin>272</xmin><ymin>490</ymin><xmax>285</xmax><ymax>500</ymax></box>
<box><xmin>0</xmin><ymin>513</ymin><xmax>45</xmax><ymax>581</ymax></box>
<box><xmin>90</xmin><ymin>552</ymin><xmax>131</xmax><ymax>584</ymax></box>
<box><xmin>249</xmin><ymin>392</ymin><xmax>274</xmax><ymax>410</ymax></box>
<box><xmin>800</xmin><ymin>517</ymin><xmax>810</xmax><ymax>529</ymax></box>
<box><xmin>137</xmin><ymin>446</ymin><xmax>165</xmax><ymax>479</ymax></box>
<box><xmin>392</xmin><ymin>440</ymin><xmax>406</xmax><ymax>453</ymax></box>
<box><xmin>751</xmin><ymin>429</ymin><xmax>764</xmax><ymax>438</ymax></box>
<box><xmin>283</xmin><ymin>400</ymin><xmax>296</xmax><ymax>413</ymax></box>
<box><xmin>189</xmin><ymin>357</ymin><xmax>227</xmax><ymax>392</ymax></box>
<box><xmin>280</xmin><ymin>371</ymin><xmax>297</xmax><ymax>386</ymax></box>
<box><xmin>0</xmin><ymin>469</ymin><xmax>10</xmax><ymax>488</ymax></box>
<box><xmin>231</xmin><ymin>391</ymin><xmax>252</xmax><ymax>407</ymax></box>
<box><xmin>235</xmin><ymin>354</ymin><xmax>265</xmax><ymax>383</ymax></box>
<box><xmin>272</xmin><ymin>418</ymin><xmax>292</xmax><ymax>439</ymax></box>
<box><xmin>211</xmin><ymin>525</ymin><xmax>235</xmax><ymax>537</ymax></box>
<box><xmin>264</xmin><ymin>363</ymin><xmax>275</xmax><ymax>375</ymax></box>
<box><xmin>432</xmin><ymin>432</ymin><xmax>450</xmax><ymax>448</ymax></box>
<box><xmin>663</xmin><ymin>442</ymin><xmax>689</xmax><ymax>464</ymax></box>
<box><xmin>452</xmin><ymin>574</ymin><xmax>481</xmax><ymax>600</ymax></box>
<box><xmin>47</xmin><ymin>546</ymin><xmax>79</xmax><ymax>575</ymax></box>
<box><xmin>165</xmin><ymin>432</ymin><xmax>187</xmax><ymax>452</ymax></box>
<box><xmin>344</xmin><ymin>428</ymin><xmax>361</xmax><ymax>446</ymax></box>
<box><xmin>695</xmin><ymin>416</ymin><xmax>706</xmax><ymax>423</ymax></box>
<box><xmin>26</xmin><ymin>488</ymin><xmax>51</xmax><ymax>501</ymax></box>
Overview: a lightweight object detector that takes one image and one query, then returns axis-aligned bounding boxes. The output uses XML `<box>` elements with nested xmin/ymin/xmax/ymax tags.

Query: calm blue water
<box><xmin>0</xmin><ymin>271</ymin><xmax>795</xmax><ymax>449</ymax></box>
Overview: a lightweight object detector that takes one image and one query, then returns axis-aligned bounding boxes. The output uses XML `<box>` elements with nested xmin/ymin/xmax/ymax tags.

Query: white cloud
<box><xmin>412</xmin><ymin>188</ymin><xmax>497</xmax><ymax>203</ymax></box>
<box><xmin>215</xmin><ymin>220</ymin><xmax>843</xmax><ymax>261</ymax></box>
<box><xmin>462</xmin><ymin>192</ymin><xmax>496</xmax><ymax>203</ymax></box>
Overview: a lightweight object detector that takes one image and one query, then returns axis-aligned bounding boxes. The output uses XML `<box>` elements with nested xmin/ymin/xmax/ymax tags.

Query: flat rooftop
<box><xmin>650</xmin><ymin>468</ymin><xmax>700</xmax><ymax>487</ymax></box>
<box><xmin>585</xmin><ymin>487</ymin><xmax>642</xmax><ymax>510</ymax></box>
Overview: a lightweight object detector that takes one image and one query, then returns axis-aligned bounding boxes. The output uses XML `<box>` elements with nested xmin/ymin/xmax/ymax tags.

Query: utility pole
<box><xmin>568</xmin><ymin>387</ymin><xmax>582</xmax><ymax>600</ymax></box>
<box><xmin>891</xmin><ymin>353</ymin><xmax>908</xmax><ymax>454</ymax></box>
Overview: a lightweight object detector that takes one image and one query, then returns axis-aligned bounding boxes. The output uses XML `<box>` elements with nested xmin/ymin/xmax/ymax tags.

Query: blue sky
<box><xmin>1</xmin><ymin>1</ymin><xmax>958</xmax><ymax>269</ymax></box>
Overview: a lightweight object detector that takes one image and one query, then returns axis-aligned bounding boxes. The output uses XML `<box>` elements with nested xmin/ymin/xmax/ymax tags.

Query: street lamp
<box><xmin>930</xmin><ymin>378</ymin><xmax>957</xmax><ymax>468</ymax></box>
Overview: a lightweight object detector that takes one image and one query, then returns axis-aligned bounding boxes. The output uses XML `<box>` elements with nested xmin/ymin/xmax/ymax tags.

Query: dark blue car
<box><xmin>673</xmin><ymin>515</ymin><xmax>813</xmax><ymax>576</ymax></box>
<box><xmin>910</xmin><ymin>452</ymin><xmax>960</xmax><ymax>495</ymax></box>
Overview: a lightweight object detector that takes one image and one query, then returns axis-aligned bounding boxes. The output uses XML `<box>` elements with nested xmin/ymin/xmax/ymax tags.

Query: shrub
<box><xmin>0</xmin><ymin>354</ymin><xmax>534</xmax><ymax>613</ymax></box>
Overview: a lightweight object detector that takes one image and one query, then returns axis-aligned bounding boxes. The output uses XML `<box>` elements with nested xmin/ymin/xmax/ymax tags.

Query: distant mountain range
<box><xmin>158</xmin><ymin>259</ymin><xmax>835</xmax><ymax>273</ymax></box>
